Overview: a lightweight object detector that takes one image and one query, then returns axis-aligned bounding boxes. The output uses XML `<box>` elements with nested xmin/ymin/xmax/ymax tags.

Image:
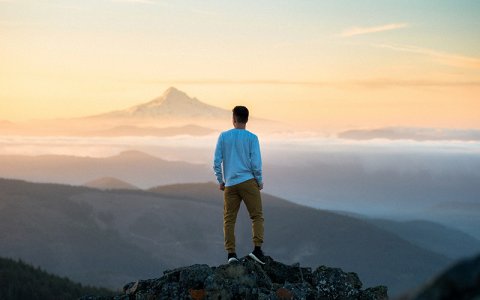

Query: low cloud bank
<box><xmin>338</xmin><ymin>127</ymin><xmax>480</xmax><ymax>142</ymax></box>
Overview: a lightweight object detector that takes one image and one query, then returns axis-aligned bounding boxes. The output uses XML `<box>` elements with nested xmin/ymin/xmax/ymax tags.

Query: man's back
<box><xmin>214</xmin><ymin>128</ymin><xmax>263</xmax><ymax>187</ymax></box>
<box><xmin>213</xmin><ymin>105</ymin><xmax>265</xmax><ymax>264</ymax></box>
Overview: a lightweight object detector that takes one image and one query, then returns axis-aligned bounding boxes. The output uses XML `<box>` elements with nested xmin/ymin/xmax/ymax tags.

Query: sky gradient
<box><xmin>1</xmin><ymin>0</ymin><xmax>479</xmax><ymax>131</ymax></box>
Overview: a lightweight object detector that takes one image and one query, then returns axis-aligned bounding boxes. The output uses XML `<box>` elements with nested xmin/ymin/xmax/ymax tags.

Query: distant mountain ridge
<box><xmin>0</xmin><ymin>150</ymin><xmax>212</xmax><ymax>188</ymax></box>
<box><xmin>83</xmin><ymin>177</ymin><xmax>139</xmax><ymax>190</ymax></box>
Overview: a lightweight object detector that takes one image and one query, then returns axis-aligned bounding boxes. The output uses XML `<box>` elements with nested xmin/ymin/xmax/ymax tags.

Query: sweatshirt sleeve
<box><xmin>213</xmin><ymin>133</ymin><xmax>224</xmax><ymax>184</ymax></box>
<box><xmin>250</xmin><ymin>135</ymin><xmax>263</xmax><ymax>185</ymax></box>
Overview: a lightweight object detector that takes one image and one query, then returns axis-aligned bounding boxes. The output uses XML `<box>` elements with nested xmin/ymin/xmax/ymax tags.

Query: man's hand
<box><xmin>258</xmin><ymin>182</ymin><xmax>263</xmax><ymax>191</ymax></box>
<box><xmin>219</xmin><ymin>183</ymin><xmax>225</xmax><ymax>191</ymax></box>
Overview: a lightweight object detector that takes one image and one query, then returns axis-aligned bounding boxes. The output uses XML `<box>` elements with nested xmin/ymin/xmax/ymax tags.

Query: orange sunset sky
<box><xmin>1</xmin><ymin>0</ymin><xmax>479</xmax><ymax>131</ymax></box>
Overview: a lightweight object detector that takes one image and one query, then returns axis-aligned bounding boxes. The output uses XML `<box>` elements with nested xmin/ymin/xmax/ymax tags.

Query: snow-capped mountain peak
<box><xmin>143</xmin><ymin>86</ymin><xmax>193</xmax><ymax>107</ymax></box>
<box><xmin>102</xmin><ymin>87</ymin><xmax>229</xmax><ymax>119</ymax></box>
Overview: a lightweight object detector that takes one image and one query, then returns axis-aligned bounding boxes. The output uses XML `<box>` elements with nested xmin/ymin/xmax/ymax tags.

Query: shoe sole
<box><xmin>228</xmin><ymin>257</ymin><xmax>239</xmax><ymax>264</ymax></box>
<box><xmin>248</xmin><ymin>253</ymin><xmax>265</xmax><ymax>265</ymax></box>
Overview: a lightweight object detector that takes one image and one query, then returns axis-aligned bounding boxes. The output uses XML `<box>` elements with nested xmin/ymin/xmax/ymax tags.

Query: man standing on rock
<box><xmin>213</xmin><ymin>106</ymin><xmax>265</xmax><ymax>264</ymax></box>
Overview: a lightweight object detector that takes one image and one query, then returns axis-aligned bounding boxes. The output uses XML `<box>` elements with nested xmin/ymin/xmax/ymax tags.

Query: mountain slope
<box><xmin>0</xmin><ymin>178</ymin><xmax>451</xmax><ymax>296</ymax></box>
<box><xmin>404</xmin><ymin>253</ymin><xmax>480</xmax><ymax>300</ymax></box>
<box><xmin>0</xmin><ymin>257</ymin><xmax>114</xmax><ymax>300</ymax></box>
<box><xmin>367</xmin><ymin>219</ymin><xmax>480</xmax><ymax>260</ymax></box>
<box><xmin>0</xmin><ymin>179</ymin><xmax>164</xmax><ymax>288</ymax></box>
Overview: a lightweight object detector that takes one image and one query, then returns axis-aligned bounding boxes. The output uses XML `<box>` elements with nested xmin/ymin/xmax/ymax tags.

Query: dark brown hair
<box><xmin>232</xmin><ymin>106</ymin><xmax>249</xmax><ymax>123</ymax></box>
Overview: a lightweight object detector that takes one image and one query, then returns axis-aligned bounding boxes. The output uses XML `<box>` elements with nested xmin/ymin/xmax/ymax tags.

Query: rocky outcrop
<box><xmin>81</xmin><ymin>256</ymin><xmax>388</xmax><ymax>300</ymax></box>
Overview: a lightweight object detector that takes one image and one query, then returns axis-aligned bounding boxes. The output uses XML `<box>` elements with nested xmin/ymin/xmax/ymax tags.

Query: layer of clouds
<box><xmin>1</xmin><ymin>133</ymin><xmax>479</xmax><ymax>163</ymax></box>
<box><xmin>338</xmin><ymin>127</ymin><xmax>480</xmax><ymax>142</ymax></box>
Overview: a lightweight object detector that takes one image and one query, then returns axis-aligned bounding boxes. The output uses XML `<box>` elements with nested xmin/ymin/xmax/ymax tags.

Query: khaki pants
<box><xmin>223</xmin><ymin>178</ymin><xmax>264</xmax><ymax>253</ymax></box>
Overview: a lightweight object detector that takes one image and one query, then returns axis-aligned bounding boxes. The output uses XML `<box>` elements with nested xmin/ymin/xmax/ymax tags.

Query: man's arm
<box><xmin>213</xmin><ymin>133</ymin><xmax>225</xmax><ymax>190</ymax></box>
<box><xmin>251</xmin><ymin>136</ymin><xmax>263</xmax><ymax>190</ymax></box>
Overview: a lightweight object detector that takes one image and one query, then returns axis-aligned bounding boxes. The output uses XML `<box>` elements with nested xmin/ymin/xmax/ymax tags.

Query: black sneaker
<box><xmin>227</xmin><ymin>253</ymin><xmax>239</xmax><ymax>264</ymax></box>
<box><xmin>248</xmin><ymin>247</ymin><xmax>265</xmax><ymax>265</ymax></box>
